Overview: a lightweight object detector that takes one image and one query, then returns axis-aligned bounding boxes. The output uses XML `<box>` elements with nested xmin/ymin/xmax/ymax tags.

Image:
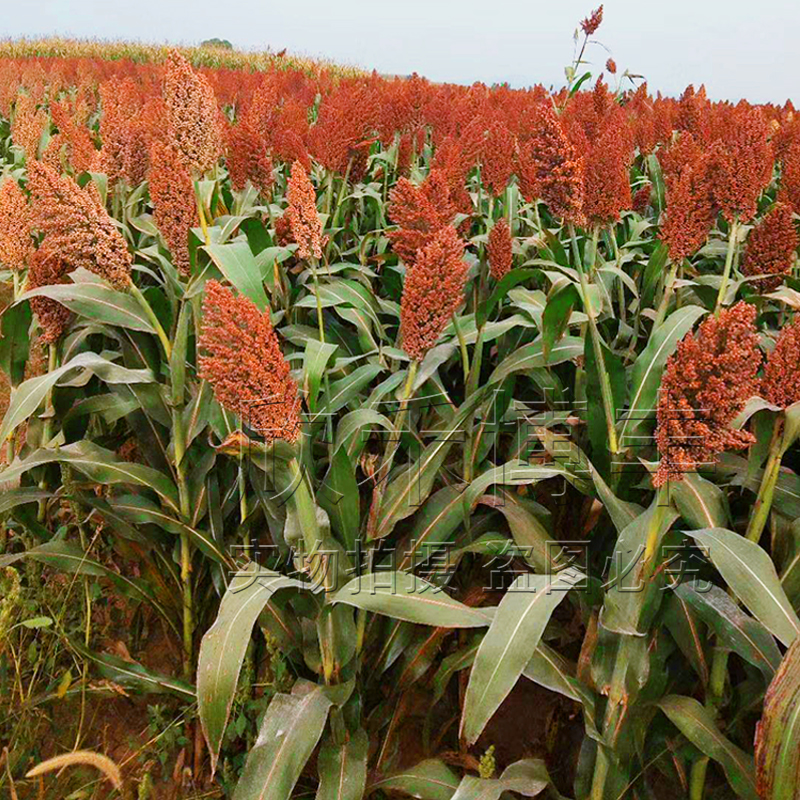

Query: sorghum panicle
<box><xmin>741</xmin><ymin>202</ymin><xmax>798</xmax><ymax>292</ymax></box>
<box><xmin>148</xmin><ymin>140</ymin><xmax>198</xmax><ymax>276</ymax></box>
<box><xmin>400</xmin><ymin>226</ymin><xmax>469</xmax><ymax>361</ymax></box>
<box><xmin>488</xmin><ymin>218</ymin><xmax>513</xmax><ymax>281</ymax></box>
<box><xmin>761</xmin><ymin>317</ymin><xmax>800</xmax><ymax>408</ymax></box>
<box><xmin>27</xmin><ymin>247</ymin><xmax>72</xmax><ymax>343</ymax></box>
<box><xmin>285</xmin><ymin>160</ymin><xmax>323</xmax><ymax>261</ymax></box>
<box><xmin>198</xmin><ymin>280</ymin><xmax>301</xmax><ymax>444</ymax></box>
<box><xmin>515</xmin><ymin>104</ymin><xmax>585</xmax><ymax>225</ymax></box>
<box><xmin>581</xmin><ymin>5</ymin><xmax>603</xmax><ymax>35</ymax></box>
<box><xmin>26</xmin><ymin>160</ymin><xmax>132</xmax><ymax>289</ymax></box>
<box><xmin>0</xmin><ymin>179</ymin><xmax>34</xmax><ymax>271</ymax></box>
<box><xmin>163</xmin><ymin>51</ymin><xmax>223</xmax><ymax>176</ymax></box>
<box><xmin>654</xmin><ymin>301</ymin><xmax>761</xmax><ymax>486</ymax></box>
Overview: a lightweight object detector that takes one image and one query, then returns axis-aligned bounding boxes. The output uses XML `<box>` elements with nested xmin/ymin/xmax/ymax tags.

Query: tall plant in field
<box><xmin>3</xmin><ymin>8</ymin><xmax>800</xmax><ymax>800</ymax></box>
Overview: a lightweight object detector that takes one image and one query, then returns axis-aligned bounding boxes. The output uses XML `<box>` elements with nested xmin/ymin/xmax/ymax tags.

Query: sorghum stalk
<box><xmin>574</xmin><ymin>224</ymin><xmax>619</xmax><ymax>454</ymax></box>
<box><xmin>745</xmin><ymin>416</ymin><xmax>786</xmax><ymax>544</ymax></box>
<box><xmin>591</xmin><ymin>484</ymin><xmax>670</xmax><ymax>799</ymax></box>
<box><xmin>129</xmin><ymin>282</ymin><xmax>173</xmax><ymax>358</ymax></box>
<box><xmin>715</xmin><ymin>216</ymin><xmax>740</xmax><ymax>312</ymax></box>
<box><xmin>654</xmin><ymin>259</ymin><xmax>681</xmax><ymax>329</ymax></box>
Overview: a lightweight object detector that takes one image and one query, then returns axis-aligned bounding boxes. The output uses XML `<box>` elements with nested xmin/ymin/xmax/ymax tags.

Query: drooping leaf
<box><xmin>370</xmin><ymin>759</ymin><xmax>461</xmax><ymax>800</ymax></box>
<box><xmin>332</xmin><ymin>572</ymin><xmax>492</xmax><ymax>629</ymax></box>
<box><xmin>198</xmin><ymin>564</ymin><xmax>309</xmax><ymax>773</ymax></box>
<box><xmin>232</xmin><ymin>681</ymin><xmax>334</xmax><ymax>800</ymax></box>
<box><xmin>689</xmin><ymin>528</ymin><xmax>800</xmax><ymax>647</ymax></box>
<box><xmin>658</xmin><ymin>695</ymin><xmax>758</xmax><ymax>800</ymax></box>
<box><xmin>461</xmin><ymin>568</ymin><xmax>584</xmax><ymax>744</ymax></box>
<box><xmin>316</xmin><ymin>729</ymin><xmax>369</xmax><ymax>800</ymax></box>
<box><xmin>755</xmin><ymin>637</ymin><xmax>800</xmax><ymax>800</ymax></box>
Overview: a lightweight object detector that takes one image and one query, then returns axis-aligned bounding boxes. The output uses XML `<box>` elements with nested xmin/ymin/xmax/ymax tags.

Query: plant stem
<box><xmin>37</xmin><ymin>343</ymin><xmax>59</xmax><ymax>521</ymax></box>
<box><xmin>715</xmin><ymin>217</ymin><xmax>740</xmax><ymax>313</ymax></box>
<box><xmin>608</xmin><ymin>226</ymin><xmax>626</xmax><ymax>327</ymax></box>
<box><xmin>366</xmin><ymin>362</ymin><xmax>418</xmax><ymax>537</ymax></box>
<box><xmin>574</xmin><ymin>225</ymin><xmax>619</xmax><ymax>455</ymax></box>
<box><xmin>591</xmin><ymin>487</ymin><xmax>670</xmax><ymax>800</ymax></box>
<box><xmin>195</xmin><ymin>181</ymin><xmax>211</xmax><ymax>246</ymax></box>
<box><xmin>452</xmin><ymin>313</ymin><xmax>470</xmax><ymax>385</ymax></box>
<box><xmin>689</xmin><ymin>758</ymin><xmax>710</xmax><ymax>800</ymax></box>
<box><xmin>129</xmin><ymin>281</ymin><xmax>172</xmax><ymax>359</ymax></box>
<box><xmin>654</xmin><ymin>259</ymin><xmax>680</xmax><ymax>329</ymax></box>
<box><xmin>744</xmin><ymin>415</ymin><xmax>785</xmax><ymax>544</ymax></box>
<box><xmin>172</xmin><ymin>406</ymin><xmax>194</xmax><ymax>680</ymax></box>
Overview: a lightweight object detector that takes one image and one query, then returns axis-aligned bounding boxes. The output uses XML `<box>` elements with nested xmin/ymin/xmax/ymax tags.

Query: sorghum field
<box><xmin>3</xmin><ymin>7</ymin><xmax>800</xmax><ymax>799</ymax></box>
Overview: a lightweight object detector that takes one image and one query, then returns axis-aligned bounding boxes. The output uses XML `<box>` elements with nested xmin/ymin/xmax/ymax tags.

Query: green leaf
<box><xmin>618</xmin><ymin>305</ymin><xmax>706</xmax><ymax>449</ymax></box>
<box><xmin>448</xmin><ymin>760</ymin><xmax>551</xmax><ymax>800</ymax></box>
<box><xmin>320</xmin><ymin>365</ymin><xmax>385</xmax><ymax>416</ymax></box>
<box><xmin>18</xmin><ymin>280</ymin><xmax>156</xmax><ymax>332</ymax></box>
<box><xmin>315</xmin><ymin>729</ymin><xmax>368</xmax><ymax>800</ymax></box>
<box><xmin>370</xmin><ymin>759</ymin><xmax>460</xmax><ymax>800</ymax></box>
<box><xmin>0</xmin><ymin>352</ymin><xmax>154</xmax><ymax>444</ymax></box>
<box><xmin>70</xmin><ymin>639</ymin><xmax>194</xmax><ymax>699</ymax></box>
<box><xmin>205</xmin><ymin>240</ymin><xmax>269</xmax><ymax>311</ymax></box>
<box><xmin>542</xmin><ymin>282</ymin><xmax>579</xmax><ymax>358</ymax></box>
<box><xmin>478</xmin><ymin>268</ymin><xmax>537</xmax><ymax>329</ymax></box>
<box><xmin>689</xmin><ymin>528</ymin><xmax>800</xmax><ymax>647</ymax></box>
<box><xmin>318</xmin><ymin>447</ymin><xmax>360</xmax><ymax>552</ymax></box>
<box><xmin>461</xmin><ymin>568</ymin><xmax>584</xmax><ymax>744</ymax></box>
<box><xmin>0</xmin><ymin>300</ymin><xmax>31</xmax><ymax>386</ymax></box>
<box><xmin>169</xmin><ymin>300</ymin><xmax>191</xmax><ymax>406</ymax></box>
<box><xmin>303</xmin><ymin>339</ymin><xmax>338</xmax><ymax>412</ymax></box>
<box><xmin>673</xmin><ymin>583</ymin><xmax>781</xmax><ymax>678</ymax></box>
<box><xmin>464</xmin><ymin>461</ymin><xmax>566</xmax><ymax>515</ymax></box>
<box><xmin>198</xmin><ymin>564</ymin><xmax>309</xmax><ymax>773</ymax></box>
<box><xmin>658</xmin><ymin>695</ymin><xmax>758</xmax><ymax>800</ymax></box>
<box><xmin>488</xmin><ymin>336</ymin><xmax>583</xmax><ymax>385</ymax></box>
<box><xmin>670</xmin><ymin>473</ymin><xmax>728</xmax><ymax>529</ymax></box>
<box><xmin>332</xmin><ymin>572</ymin><xmax>493</xmax><ymax>628</ymax></box>
<box><xmin>232</xmin><ymin>681</ymin><xmax>333</xmax><ymax>800</ymax></box>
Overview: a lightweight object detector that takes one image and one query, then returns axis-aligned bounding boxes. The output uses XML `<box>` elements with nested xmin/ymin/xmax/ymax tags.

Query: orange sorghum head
<box><xmin>654</xmin><ymin>301</ymin><xmax>762</xmax><ymax>486</ymax></box>
<box><xmin>198</xmin><ymin>280</ymin><xmax>302</xmax><ymax>444</ymax></box>
<box><xmin>488</xmin><ymin>217</ymin><xmax>513</xmax><ymax>281</ymax></box>
<box><xmin>285</xmin><ymin>160</ymin><xmax>323</xmax><ymax>261</ymax></box>
<box><xmin>581</xmin><ymin>5</ymin><xmax>603</xmax><ymax>35</ymax></box>
<box><xmin>163</xmin><ymin>51</ymin><xmax>223</xmax><ymax>176</ymax></box>
<box><xmin>27</xmin><ymin>247</ymin><xmax>72</xmax><ymax>343</ymax></box>
<box><xmin>761</xmin><ymin>317</ymin><xmax>800</xmax><ymax>409</ymax></box>
<box><xmin>148</xmin><ymin>140</ymin><xmax>198</xmax><ymax>276</ymax></box>
<box><xmin>0</xmin><ymin>179</ymin><xmax>34</xmax><ymax>271</ymax></box>
<box><xmin>741</xmin><ymin>202</ymin><xmax>798</xmax><ymax>293</ymax></box>
<box><xmin>400</xmin><ymin>226</ymin><xmax>469</xmax><ymax>361</ymax></box>
<box><xmin>11</xmin><ymin>92</ymin><xmax>47</xmax><ymax>160</ymax></box>
<box><xmin>225</xmin><ymin>119</ymin><xmax>274</xmax><ymax>198</ymax></box>
<box><xmin>26</xmin><ymin>160</ymin><xmax>132</xmax><ymax>290</ymax></box>
<box><xmin>515</xmin><ymin>103</ymin><xmax>585</xmax><ymax>225</ymax></box>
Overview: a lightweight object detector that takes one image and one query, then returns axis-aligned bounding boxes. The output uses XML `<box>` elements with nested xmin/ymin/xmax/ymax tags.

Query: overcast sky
<box><xmin>5</xmin><ymin>0</ymin><xmax>797</xmax><ymax>103</ymax></box>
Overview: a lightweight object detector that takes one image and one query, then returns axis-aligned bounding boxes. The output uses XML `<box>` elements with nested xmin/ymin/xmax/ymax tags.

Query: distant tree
<box><xmin>200</xmin><ymin>38</ymin><xmax>233</xmax><ymax>50</ymax></box>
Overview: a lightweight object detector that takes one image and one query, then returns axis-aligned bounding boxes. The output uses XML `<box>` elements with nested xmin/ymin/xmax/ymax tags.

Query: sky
<box><xmin>5</xmin><ymin>0</ymin><xmax>798</xmax><ymax>103</ymax></box>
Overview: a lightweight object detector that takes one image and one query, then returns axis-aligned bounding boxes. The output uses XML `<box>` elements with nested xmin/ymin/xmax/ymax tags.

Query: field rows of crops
<box><xmin>2</xmin><ymin>8</ymin><xmax>800</xmax><ymax>799</ymax></box>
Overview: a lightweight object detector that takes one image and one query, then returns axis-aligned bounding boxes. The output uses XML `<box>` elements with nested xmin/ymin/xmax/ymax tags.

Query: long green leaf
<box><xmin>232</xmin><ymin>681</ymin><xmax>333</xmax><ymax>800</ymax></box>
<box><xmin>689</xmin><ymin>528</ymin><xmax>800</xmax><ymax>647</ymax></box>
<box><xmin>315</xmin><ymin>729</ymin><xmax>368</xmax><ymax>800</ymax></box>
<box><xmin>198</xmin><ymin>565</ymin><xmax>309</xmax><ymax>773</ymax></box>
<box><xmin>461</xmin><ymin>568</ymin><xmax>584</xmax><ymax>744</ymax></box>
<box><xmin>659</xmin><ymin>695</ymin><xmax>758</xmax><ymax>800</ymax></box>
<box><xmin>333</xmin><ymin>572</ymin><xmax>493</xmax><ymax>628</ymax></box>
